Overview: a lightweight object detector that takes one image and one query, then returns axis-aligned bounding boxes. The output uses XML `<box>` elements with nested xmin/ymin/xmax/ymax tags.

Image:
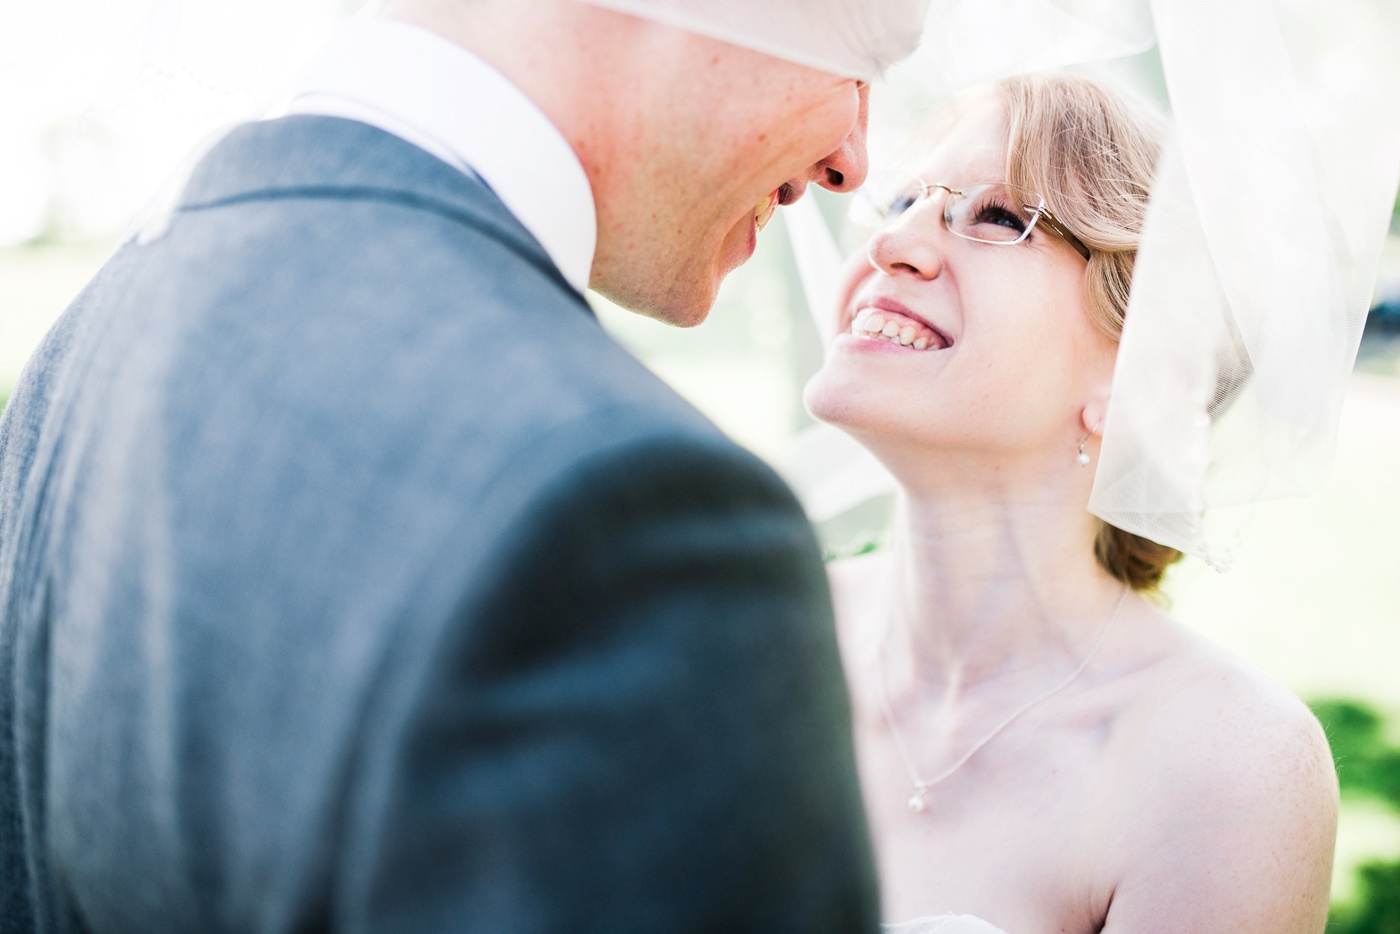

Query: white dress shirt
<box><xmin>280</xmin><ymin>19</ymin><xmax>597</xmax><ymax>294</ymax></box>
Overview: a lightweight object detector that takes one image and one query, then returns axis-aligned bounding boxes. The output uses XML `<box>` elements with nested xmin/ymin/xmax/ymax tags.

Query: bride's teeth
<box><xmin>849</xmin><ymin>306</ymin><xmax>946</xmax><ymax>350</ymax></box>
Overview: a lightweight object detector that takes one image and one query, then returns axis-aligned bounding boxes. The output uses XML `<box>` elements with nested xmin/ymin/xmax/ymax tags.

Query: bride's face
<box><xmin>804</xmin><ymin>104</ymin><xmax>1116</xmax><ymax>469</ymax></box>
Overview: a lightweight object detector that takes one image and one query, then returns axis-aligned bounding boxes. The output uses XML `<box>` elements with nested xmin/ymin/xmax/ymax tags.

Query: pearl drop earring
<box><xmin>1076</xmin><ymin>422</ymin><xmax>1102</xmax><ymax>467</ymax></box>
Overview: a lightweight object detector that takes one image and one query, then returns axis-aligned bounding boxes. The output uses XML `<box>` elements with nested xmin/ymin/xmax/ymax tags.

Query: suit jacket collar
<box><xmin>176</xmin><ymin>114</ymin><xmax>585</xmax><ymax>302</ymax></box>
<box><xmin>279</xmin><ymin>20</ymin><xmax>597</xmax><ymax>295</ymax></box>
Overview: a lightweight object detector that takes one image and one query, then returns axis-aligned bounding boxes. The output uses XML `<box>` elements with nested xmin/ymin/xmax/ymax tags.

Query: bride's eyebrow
<box><xmin>904</xmin><ymin>156</ymin><xmax>1003</xmax><ymax>185</ymax></box>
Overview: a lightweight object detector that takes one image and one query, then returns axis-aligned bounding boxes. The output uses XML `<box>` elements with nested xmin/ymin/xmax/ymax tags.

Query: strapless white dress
<box><xmin>883</xmin><ymin>916</ymin><xmax>1010</xmax><ymax>934</ymax></box>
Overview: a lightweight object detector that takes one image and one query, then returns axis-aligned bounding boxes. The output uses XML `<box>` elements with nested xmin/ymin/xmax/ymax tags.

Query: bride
<box><xmin>804</xmin><ymin>74</ymin><xmax>1339</xmax><ymax>933</ymax></box>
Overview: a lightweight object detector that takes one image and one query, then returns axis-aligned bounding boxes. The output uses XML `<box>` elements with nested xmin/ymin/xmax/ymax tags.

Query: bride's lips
<box><xmin>843</xmin><ymin>296</ymin><xmax>954</xmax><ymax>351</ymax></box>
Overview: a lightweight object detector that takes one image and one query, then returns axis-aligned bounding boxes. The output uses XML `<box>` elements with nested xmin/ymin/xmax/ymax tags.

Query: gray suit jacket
<box><xmin>0</xmin><ymin>116</ymin><xmax>878</xmax><ymax>932</ymax></box>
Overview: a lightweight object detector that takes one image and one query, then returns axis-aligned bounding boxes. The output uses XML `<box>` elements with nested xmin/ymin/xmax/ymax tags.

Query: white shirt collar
<box><xmin>280</xmin><ymin>19</ymin><xmax>597</xmax><ymax>294</ymax></box>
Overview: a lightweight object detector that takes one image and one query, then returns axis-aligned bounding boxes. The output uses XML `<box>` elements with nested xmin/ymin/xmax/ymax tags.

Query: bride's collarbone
<box><xmin>855</xmin><ymin>662</ymin><xmax>1162</xmax><ymax>907</ymax></box>
<box><xmin>854</xmin><ymin>652</ymin><xmax>1146</xmax><ymax>790</ymax></box>
<box><xmin>866</xmin><ymin>734</ymin><xmax>1116</xmax><ymax>834</ymax></box>
<box><xmin>863</xmin><ymin>732</ymin><xmax>1122</xmax><ymax>892</ymax></box>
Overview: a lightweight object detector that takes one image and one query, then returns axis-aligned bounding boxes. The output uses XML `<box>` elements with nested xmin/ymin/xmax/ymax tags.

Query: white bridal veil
<box><xmin>575</xmin><ymin>0</ymin><xmax>934</xmax><ymax>81</ymax></box>
<box><xmin>1090</xmin><ymin>0</ymin><xmax>1400</xmax><ymax>568</ymax></box>
<box><xmin>750</xmin><ymin>0</ymin><xmax>1400</xmax><ymax>570</ymax></box>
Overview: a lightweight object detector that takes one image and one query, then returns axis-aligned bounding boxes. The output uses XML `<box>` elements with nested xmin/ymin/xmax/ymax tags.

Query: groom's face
<box><xmin>589</xmin><ymin>34</ymin><xmax>869</xmax><ymax>327</ymax></box>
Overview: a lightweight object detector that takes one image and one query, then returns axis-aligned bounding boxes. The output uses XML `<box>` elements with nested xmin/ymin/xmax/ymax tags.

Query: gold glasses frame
<box><xmin>854</xmin><ymin>178</ymin><xmax>1092</xmax><ymax>262</ymax></box>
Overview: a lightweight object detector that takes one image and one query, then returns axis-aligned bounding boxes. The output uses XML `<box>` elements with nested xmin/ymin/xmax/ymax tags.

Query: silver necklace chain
<box><xmin>876</xmin><ymin>586</ymin><xmax>1129</xmax><ymax>815</ymax></box>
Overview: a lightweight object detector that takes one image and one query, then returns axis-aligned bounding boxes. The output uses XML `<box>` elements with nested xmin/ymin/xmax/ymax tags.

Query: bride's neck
<box><xmin>878</xmin><ymin>479</ymin><xmax>1123</xmax><ymax>694</ymax></box>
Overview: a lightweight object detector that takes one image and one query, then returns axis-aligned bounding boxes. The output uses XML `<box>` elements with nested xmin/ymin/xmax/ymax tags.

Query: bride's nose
<box><xmin>867</xmin><ymin>209</ymin><xmax>946</xmax><ymax>281</ymax></box>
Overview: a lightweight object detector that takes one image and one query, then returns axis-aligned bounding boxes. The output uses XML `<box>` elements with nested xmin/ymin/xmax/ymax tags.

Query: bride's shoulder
<box><xmin>1110</xmin><ymin>606</ymin><xmax>1337</xmax><ymax>818</ymax></box>
<box><xmin>1091</xmin><ymin>606</ymin><xmax>1337</xmax><ymax>926</ymax></box>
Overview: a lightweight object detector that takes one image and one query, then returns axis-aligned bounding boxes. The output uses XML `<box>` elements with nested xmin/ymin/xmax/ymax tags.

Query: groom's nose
<box><xmin>817</xmin><ymin>81</ymin><xmax>870</xmax><ymax>193</ymax></box>
<box><xmin>781</xmin><ymin>81</ymin><xmax>870</xmax><ymax>204</ymax></box>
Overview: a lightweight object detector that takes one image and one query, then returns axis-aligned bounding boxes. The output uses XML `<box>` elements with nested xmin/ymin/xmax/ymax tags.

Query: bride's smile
<box><xmin>846</xmin><ymin>303</ymin><xmax>950</xmax><ymax>352</ymax></box>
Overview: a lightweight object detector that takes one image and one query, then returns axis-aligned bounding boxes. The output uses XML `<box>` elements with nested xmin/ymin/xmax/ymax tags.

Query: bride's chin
<box><xmin>803</xmin><ymin>375</ymin><xmax>886</xmax><ymax>435</ymax></box>
<box><xmin>804</xmin><ymin>362</ymin><xmax>878</xmax><ymax>415</ymax></box>
<box><xmin>801</xmin><ymin>373</ymin><xmax>844</xmax><ymax>426</ymax></box>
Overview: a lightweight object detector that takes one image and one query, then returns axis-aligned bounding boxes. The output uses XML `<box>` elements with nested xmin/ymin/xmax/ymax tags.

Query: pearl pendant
<box><xmin>907</xmin><ymin>791</ymin><xmax>927</xmax><ymax>814</ymax></box>
<box><xmin>1076</xmin><ymin>451</ymin><xmax>1091</xmax><ymax>467</ymax></box>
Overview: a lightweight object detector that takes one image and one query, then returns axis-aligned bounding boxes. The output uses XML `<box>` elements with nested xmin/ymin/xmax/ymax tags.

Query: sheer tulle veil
<box><xmin>575</xmin><ymin>0</ymin><xmax>934</xmax><ymax>81</ymax></box>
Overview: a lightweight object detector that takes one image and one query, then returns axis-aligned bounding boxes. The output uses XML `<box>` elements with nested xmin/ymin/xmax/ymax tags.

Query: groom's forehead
<box><xmin>573</xmin><ymin>0</ymin><xmax>932</xmax><ymax>81</ymax></box>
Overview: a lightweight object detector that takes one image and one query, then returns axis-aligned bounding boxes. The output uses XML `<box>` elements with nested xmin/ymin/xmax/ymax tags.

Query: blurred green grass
<box><xmin>1314</xmin><ymin>700</ymin><xmax>1400</xmax><ymax>929</ymax></box>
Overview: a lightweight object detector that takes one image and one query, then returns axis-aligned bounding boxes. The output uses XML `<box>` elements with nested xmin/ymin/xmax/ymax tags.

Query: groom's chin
<box><xmin>645</xmin><ymin>225</ymin><xmax>756</xmax><ymax>328</ymax></box>
<box><xmin>590</xmin><ymin>211</ymin><xmax>762</xmax><ymax>327</ymax></box>
<box><xmin>594</xmin><ymin>263</ymin><xmax>729</xmax><ymax>329</ymax></box>
<box><xmin>592</xmin><ymin>282</ymin><xmax>712</xmax><ymax>329</ymax></box>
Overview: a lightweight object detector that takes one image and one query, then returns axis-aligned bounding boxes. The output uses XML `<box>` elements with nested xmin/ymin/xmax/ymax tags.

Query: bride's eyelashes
<box><xmin>970</xmin><ymin>201</ymin><xmax>1029</xmax><ymax>236</ymax></box>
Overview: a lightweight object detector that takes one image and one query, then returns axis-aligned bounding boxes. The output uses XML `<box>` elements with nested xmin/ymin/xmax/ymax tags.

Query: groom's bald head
<box><xmin>383</xmin><ymin>0</ymin><xmax>880</xmax><ymax>324</ymax></box>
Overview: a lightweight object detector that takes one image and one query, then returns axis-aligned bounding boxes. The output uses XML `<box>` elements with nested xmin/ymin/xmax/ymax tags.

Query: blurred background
<box><xmin>2</xmin><ymin>0</ymin><xmax>1399</xmax><ymax>925</ymax></box>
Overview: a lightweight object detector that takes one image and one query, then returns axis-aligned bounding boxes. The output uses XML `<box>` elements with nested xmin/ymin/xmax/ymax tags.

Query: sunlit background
<box><xmin>3</xmin><ymin>1</ymin><xmax>1399</xmax><ymax>925</ymax></box>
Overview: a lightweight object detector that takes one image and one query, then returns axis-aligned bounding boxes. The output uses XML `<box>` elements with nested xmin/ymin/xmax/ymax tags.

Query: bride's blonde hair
<box><xmin>998</xmin><ymin>73</ymin><xmax>1182</xmax><ymax>592</ymax></box>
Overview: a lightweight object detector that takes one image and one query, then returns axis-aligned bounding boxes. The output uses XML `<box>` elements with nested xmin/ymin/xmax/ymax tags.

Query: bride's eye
<box><xmin>886</xmin><ymin>184</ymin><xmax>925</xmax><ymax>219</ymax></box>
<box><xmin>969</xmin><ymin>200</ymin><xmax>1028</xmax><ymax>235</ymax></box>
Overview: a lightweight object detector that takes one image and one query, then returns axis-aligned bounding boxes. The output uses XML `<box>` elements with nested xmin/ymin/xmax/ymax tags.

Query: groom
<box><xmin>0</xmin><ymin>0</ymin><xmax>925</xmax><ymax>930</ymax></box>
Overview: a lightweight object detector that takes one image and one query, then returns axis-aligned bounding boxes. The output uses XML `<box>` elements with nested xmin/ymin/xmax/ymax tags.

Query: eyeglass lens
<box><xmin>858</xmin><ymin>179</ymin><xmax>1041</xmax><ymax>245</ymax></box>
<box><xmin>944</xmin><ymin>185</ymin><xmax>1039</xmax><ymax>244</ymax></box>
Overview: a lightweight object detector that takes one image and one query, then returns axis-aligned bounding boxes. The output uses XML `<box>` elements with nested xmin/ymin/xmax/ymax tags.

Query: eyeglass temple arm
<box><xmin>1025</xmin><ymin>206</ymin><xmax>1092</xmax><ymax>261</ymax></box>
